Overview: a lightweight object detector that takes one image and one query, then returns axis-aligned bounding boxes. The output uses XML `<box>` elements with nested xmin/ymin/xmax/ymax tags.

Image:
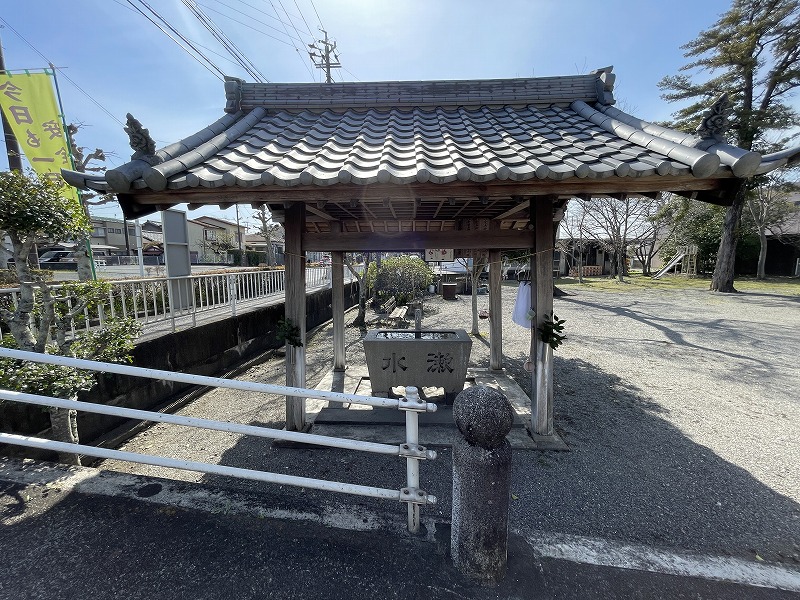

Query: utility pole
<box><xmin>308</xmin><ymin>29</ymin><xmax>340</xmax><ymax>84</ymax></box>
<box><xmin>235</xmin><ymin>204</ymin><xmax>247</xmax><ymax>267</ymax></box>
<box><xmin>0</xmin><ymin>32</ymin><xmax>23</xmax><ymax>171</ymax></box>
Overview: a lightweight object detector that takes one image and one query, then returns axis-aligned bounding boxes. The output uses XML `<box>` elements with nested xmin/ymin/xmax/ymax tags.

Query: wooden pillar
<box><xmin>531</xmin><ymin>197</ymin><xmax>554</xmax><ymax>436</ymax></box>
<box><xmin>331</xmin><ymin>222</ymin><xmax>346</xmax><ymax>372</ymax></box>
<box><xmin>284</xmin><ymin>202</ymin><xmax>307</xmax><ymax>431</ymax></box>
<box><xmin>489</xmin><ymin>245</ymin><xmax>503</xmax><ymax>371</ymax></box>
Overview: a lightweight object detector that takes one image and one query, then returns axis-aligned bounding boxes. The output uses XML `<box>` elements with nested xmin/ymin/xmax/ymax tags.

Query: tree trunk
<box><xmin>711</xmin><ymin>184</ymin><xmax>747</xmax><ymax>293</ymax></box>
<box><xmin>757</xmin><ymin>229</ymin><xmax>768</xmax><ymax>280</ymax></box>
<box><xmin>617</xmin><ymin>248</ymin><xmax>625</xmax><ymax>283</ymax></box>
<box><xmin>73</xmin><ymin>234</ymin><xmax>94</xmax><ymax>282</ymax></box>
<box><xmin>49</xmin><ymin>406</ymin><xmax>81</xmax><ymax>466</ymax></box>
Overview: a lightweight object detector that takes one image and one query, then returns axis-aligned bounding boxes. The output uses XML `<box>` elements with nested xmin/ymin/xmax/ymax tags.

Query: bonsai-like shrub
<box><xmin>368</xmin><ymin>256</ymin><xmax>433</xmax><ymax>305</ymax></box>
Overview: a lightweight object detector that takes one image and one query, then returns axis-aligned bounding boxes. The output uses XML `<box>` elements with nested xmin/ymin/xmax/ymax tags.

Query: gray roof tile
<box><xmin>70</xmin><ymin>74</ymin><xmax>761</xmax><ymax>196</ymax></box>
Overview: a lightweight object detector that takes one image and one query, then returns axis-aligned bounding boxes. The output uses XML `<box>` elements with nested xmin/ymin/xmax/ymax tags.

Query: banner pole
<box><xmin>0</xmin><ymin>32</ymin><xmax>23</xmax><ymax>172</ymax></box>
<box><xmin>48</xmin><ymin>64</ymin><xmax>96</xmax><ymax>281</ymax></box>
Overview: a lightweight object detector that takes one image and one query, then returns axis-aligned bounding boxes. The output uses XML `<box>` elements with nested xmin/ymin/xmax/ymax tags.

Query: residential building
<box><xmin>187</xmin><ymin>215</ymin><xmax>246</xmax><ymax>264</ymax></box>
<box><xmin>89</xmin><ymin>217</ymin><xmax>138</xmax><ymax>254</ymax></box>
<box><xmin>244</xmin><ymin>232</ymin><xmax>285</xmax><ymax>265</ymax></box>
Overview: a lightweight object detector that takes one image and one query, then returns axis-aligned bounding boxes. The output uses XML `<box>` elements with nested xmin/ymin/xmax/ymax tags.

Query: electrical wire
<box><xmin>308</xmin><ymin>0</ymin><xmax>324</xmax><ymax>29</ymax></box>
<box><xmin>225</xmin><ymin>0</ymin><xmax>305</xmax><ymax>34</ymax></box>
<box><xmin>269</xmin><ymin>0</ymin><xmax>316</xmax><ymax>80</ymax></box>
<box><xmin>182</xmin><ymin>0</ymin><xmax>269</xmax><ymax>82</ymax></box>
<box><xmin>214</xmin><ymin>0</ymin><xmax>305</xmax><ymax>43</ymax></box>
<box><xmin>341</xmin><ymin>66</ymin><xmax>361</xmax><ymax>82</ymax></box>
<box><xmin>293</xmin><ymin>0</ymin><xmax>316</xmax><ymax>37</ymax></box>
<box><xmin>278</xmin><ymin>0</ymin><xmax>319</xmax><ymax>80</ymax></box>
<box><xmin>111</xmin><ymin>0</ymin><xmax>258</xmax><ymax>71</ymax></box>
<box><xmin>0</xmin><ymin>17</ymin><xmax>126</xmax><ymax>127</ymax></box>
<box><xmin>195</xmin><ymin>2</ymin><xmax>301</xmax><ymax>48</ymax></box>
<box><xmin>278</xmin><ymin>0</ymin><xmax>309</xmax><ymax>49</ymax></box>
<box><xmin>126</xmin><ymin>0</ymin><xmax>227</xmax><ymax>81</ymax></box>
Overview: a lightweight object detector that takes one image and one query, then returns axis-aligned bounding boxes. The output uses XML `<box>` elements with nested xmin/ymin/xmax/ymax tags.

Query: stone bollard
<box><xmin>451</xmin><ymin>385</ymin><xmax>514</xmax><ymax>585</ymax></box>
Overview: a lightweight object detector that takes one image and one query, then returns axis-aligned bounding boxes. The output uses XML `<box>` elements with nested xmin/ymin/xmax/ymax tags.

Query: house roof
<box><xmin>190</xmin><ymin>215</ymin><xmax>241</xmax><ymax>227</ymax></box>
<box><xmin>62</xmin><ymin>68</ymin><xmax>800</xmax><ymax>236</ymax></box>
<box><xmin>186</xmin><ymin>218</ymin><xmax>224</xmax><ymax>229</ymax></box>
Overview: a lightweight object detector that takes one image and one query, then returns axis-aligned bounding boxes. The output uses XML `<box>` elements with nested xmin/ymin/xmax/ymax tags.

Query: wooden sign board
<box><xmin>425</xmin><ymin>248</ymin><xmax>454</xmax><ymax>262</ymax></box>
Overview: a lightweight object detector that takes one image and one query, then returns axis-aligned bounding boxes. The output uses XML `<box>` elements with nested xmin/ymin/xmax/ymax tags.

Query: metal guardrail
<box><xmin>0</xmin><ymin>346</ymin><xmax>436</xmax><ymax>532</ymax></box>
<box><xmin>0</xmin><ymin>266</ymin><xmax>360</xmax><ymax>338</ymax></box>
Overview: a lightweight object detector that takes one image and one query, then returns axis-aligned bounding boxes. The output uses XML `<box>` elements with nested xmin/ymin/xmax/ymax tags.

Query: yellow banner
<box><xmin>0</xmin><ymin>72</ymin><xmax>77</xmax><ymax>198</ymax></box>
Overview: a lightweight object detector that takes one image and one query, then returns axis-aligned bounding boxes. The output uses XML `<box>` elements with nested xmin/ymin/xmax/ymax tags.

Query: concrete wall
<box><xmin>1</xmin><ymin>282</ymin><xmax>359</xmax><ymax>444</ymax></box>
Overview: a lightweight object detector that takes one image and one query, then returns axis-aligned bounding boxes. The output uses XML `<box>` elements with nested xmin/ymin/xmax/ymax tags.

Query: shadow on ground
<box><xmin>200</xmin><ymin>353</ymin><xmax>799</xmax><ymax>566</ymax></box>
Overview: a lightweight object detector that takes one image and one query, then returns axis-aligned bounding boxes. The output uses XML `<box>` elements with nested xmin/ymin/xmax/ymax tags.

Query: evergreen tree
<box><xmin>659</xmin><ymin>0</ymin><xmax>800</xmax><ymax>291</ymax></box>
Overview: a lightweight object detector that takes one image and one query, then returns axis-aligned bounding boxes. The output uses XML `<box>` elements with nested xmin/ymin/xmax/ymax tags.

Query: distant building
<box><xmin>764</xmin><ymin>193</ymin><xmax>800</xmax><ymax>276</ymax></box>
<box><xmin>187</xmin><ymin>215</ymin><xmax>246</xmax><ymax>264</ymax></box>
<box><xmin>88</xmin><ymin>217</ymin><xmax>139</xmax><ymax>254</ymax></box>
<box><xmin>244</xmin><ymin>232</ymin><xmax>285</xmax><ymax>265</ymax></box>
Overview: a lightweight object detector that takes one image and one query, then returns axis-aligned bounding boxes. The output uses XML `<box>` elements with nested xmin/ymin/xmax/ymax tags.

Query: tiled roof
<box><xmin>63</xmin><ymin>69</ymin><xmax>783</xmax><ymax>211</ymax></box>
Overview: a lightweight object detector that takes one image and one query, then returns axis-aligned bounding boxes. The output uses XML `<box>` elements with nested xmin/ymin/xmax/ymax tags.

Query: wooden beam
<box><xmin>361</xmin><ymin>202</ymin><xmax>379</xmax><ymax>220</ymax></box>
<box><xmin>489</xmin><ymin>242</ymin><xmax>503</xmax><ymax>371</ymax></box>
<box><xmin>331</xmin><ymin>222</ymin><xmax>345</xmax><ymax>372</ymax></box>
<box><xmin>305</xmin><ymin>228</ymin><xmax>536</xmax><ymax>251</ymax></box>
<box><xmin>331</xmin><ymin>201</ymin><xmax>360</xmax><ymax>220</ymax></box>
<box><xmin>532</xmin><ymin>197</ymin><xmax>554</xmax><ymax>436</ymax></box>
<box><xmin>307</xmin><ymin>205</ymin><xmax>335</xmax><ymax>221</ymax></box>
<box><xmin>284</xmin><ymin>202</ymin><xmax>307</xmax><ymax>431</ymax></box>
<box><xmin>119</xmin><ymin>174</ymin><xmax>731</xmax><ymax>208</ymax></box>
<box><xmin>433</xmin><ymin>199</ymin><xmax>445</xmax><ymax>219</ymax></box>
<box><xmin>493</xmin><ymin>199</ymin><xmax>530</xmax><ymax>220</ymax></box>
<box><xmin>451</xmin><ymin>198</ymin><xmax>473</xmax><ymax>219</ymax></box>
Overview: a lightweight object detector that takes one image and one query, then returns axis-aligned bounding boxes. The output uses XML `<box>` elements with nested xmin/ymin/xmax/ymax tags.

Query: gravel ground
<box><xmin>100</xmin><ymin>281</ymin><xmax>800</xmax><ymax>566</ymax></box>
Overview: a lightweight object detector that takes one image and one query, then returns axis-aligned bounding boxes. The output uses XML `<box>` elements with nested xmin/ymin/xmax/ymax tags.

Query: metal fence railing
<box><xmin>0</xmin><ymin>346</ymin><xmax>436</xmax><ymax>532</ymax></box>
<box><xmin>0</xmin><ymin>266</ymin><xmax>361</xmax><ymax>339</ymax></box>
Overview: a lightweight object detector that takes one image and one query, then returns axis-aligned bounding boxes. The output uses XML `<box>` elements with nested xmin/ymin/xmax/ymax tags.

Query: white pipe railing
<box><xmin>0</xmin><ymin>266</ymin><xmax>363</xmax><ymax>340</ymax></box>
<box><xmin>0</xmin><ymin>346</ymin><xmax>435</xmax><ymax>531</ymax></box>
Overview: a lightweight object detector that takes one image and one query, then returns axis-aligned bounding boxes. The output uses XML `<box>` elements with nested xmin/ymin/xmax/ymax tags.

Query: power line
<box><xmin>0</xmin><ymin>17</ymin><xmax>126</xmax><ymax>127</ymax></box>
<box><xmin>308</xmin><ymin>0</ymin><xmax>324</xmax><ymax>29</ymax></box>
<box><xmin>278</xmin><ymin>0</ymin><xmax>308</xmax><ymax>49</ymax></box>
<box><xmin>196</xmin><ymin>2</ymin><xmax>302</xmax><ymax>48</ymax></box>
<box><xmin>277</xmin><ymin>0</ymin><xmax>319</xmax><ymax>80</ymax></box>
<box><xmin>293</xmin><ymin>0</ymin><xmax>316</xmax><ymax>37</ymax></box>
<box><xmin>126</xmin><ymin>0</ymin><xmax>227</xmax><ymax>81</ymax></box>
<box><xmin>182</xmin><ymin>0</ymin><xmax>269</xmax><ymax>82</ymax></box>
<box><xmin>340</xmin><ymin>66</ymin><xmax>361</xmax><ymax>82</ymax></box>
<box><xmin>200</xmin><ymin>0</ymin><xmax>305</xmax><ymax>44</ymax></box>
<box><xmin>269</xmin><ymin>0</ymin><xmax>316</xmax><ymax>80</ymax></box>
<box><xmin>111</xmin><ymin>0</ymin><xmax>259</xmax><ymax>71</ymax></box>
<box><xmin>225</xmin><ymin>0</ymin><xmax>307</xmax><ymax>36</ymax></box>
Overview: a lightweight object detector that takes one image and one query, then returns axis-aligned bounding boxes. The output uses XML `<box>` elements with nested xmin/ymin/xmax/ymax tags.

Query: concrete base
<box><xmin>306</xmin><ymin>367</ymin><xmax>568</xmax><ymax>451</ymax></box>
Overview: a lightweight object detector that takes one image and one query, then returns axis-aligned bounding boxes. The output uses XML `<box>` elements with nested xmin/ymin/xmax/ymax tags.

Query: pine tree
<box><xmin>659</xmin><ymin>0</ymin><xmax>800</xmax><ymax>291</ymax></box>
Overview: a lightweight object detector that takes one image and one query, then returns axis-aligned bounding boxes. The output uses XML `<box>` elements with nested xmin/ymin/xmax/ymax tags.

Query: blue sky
<box><xmin>1</xmin><ymin>0</ymin><xmax>740</xmax><ymax>226</ymax></box>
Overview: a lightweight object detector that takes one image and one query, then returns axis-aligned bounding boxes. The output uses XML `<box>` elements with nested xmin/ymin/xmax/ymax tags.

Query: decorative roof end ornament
<box><xmin>224</xmin><ymin>76</ymin><xmax>244</xmax><ymax>113</ymax></box>
<box><xmin>693</xmin><ymin>93</ymin><xmax>732</xmax><ymax>150</ymax></box>
<box><xmin>124</xmin><ymin>113</ymin><xmax>161</xmax><ymax>166</ymax></box>
<box><xmin>592</xmin><ymin>66</ymin><xmax>616</xmax><ymax>106</ymax></box>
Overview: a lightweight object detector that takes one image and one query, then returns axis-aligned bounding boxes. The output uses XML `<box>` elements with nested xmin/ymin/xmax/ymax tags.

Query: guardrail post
<box><xmin>451</xmin><ymin>385</ymin><xmax>514</xmax><ymax>584</ymax></box>
<box><xmin>228</xmin><ymin>274</ymin><xmax>237</xmax><ymax>317</ymax></box>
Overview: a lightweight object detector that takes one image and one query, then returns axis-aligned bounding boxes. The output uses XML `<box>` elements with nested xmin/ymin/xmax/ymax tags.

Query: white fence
<box><xmin>0</xmin><ymin>347</ymin><xmax>437</xmax><ymax>532</ymax></box>
<box><xmin>0</xmin><ymin>266</ymin><xmax>360</xmax><ymax>338</ymax></box>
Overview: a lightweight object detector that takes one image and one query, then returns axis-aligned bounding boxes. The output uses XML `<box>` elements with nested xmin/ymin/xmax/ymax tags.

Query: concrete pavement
<box><xmin>1</xmin><ymin>457</ymin><xmax>798</xmax><ymax>600</ymax></box>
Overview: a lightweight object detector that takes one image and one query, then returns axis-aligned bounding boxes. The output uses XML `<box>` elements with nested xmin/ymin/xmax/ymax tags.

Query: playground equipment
<box><xmin>652</xmin><ymin>245</ymin><xmax>698</xmax><ymax>279</ymax></box>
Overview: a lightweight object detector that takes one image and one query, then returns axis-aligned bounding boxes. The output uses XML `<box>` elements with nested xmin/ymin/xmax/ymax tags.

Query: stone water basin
<box><xmin>362</xmin><ymin>329</ymin><xmax>472</xmax><ymax>401</ymax></box>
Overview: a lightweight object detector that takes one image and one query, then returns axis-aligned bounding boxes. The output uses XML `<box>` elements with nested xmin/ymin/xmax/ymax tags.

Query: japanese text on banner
<box><xmin>0</xmin><ymin>72</ymin><xmax>78</xmax><ymax>200</ymax></box>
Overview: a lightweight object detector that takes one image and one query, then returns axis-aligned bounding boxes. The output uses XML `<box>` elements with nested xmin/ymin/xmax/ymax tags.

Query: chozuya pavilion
<box><xmin>63</xmin><ymin>66</ymin><xmax>799</xmax><ymax>439</ymax></box>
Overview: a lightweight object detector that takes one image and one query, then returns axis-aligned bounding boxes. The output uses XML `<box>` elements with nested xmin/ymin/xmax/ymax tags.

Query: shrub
<box><xmin>368</xmin><ymin>256</ymin><xmax>433</xmax><ymax>304</ymax></box>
